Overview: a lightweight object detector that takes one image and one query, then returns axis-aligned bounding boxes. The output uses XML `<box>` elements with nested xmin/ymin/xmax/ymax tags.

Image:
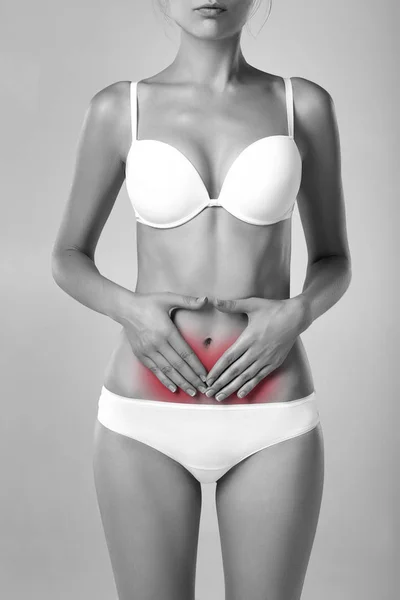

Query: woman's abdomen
<box><xmin>103</xmin><ymin>304</ymin><xmax>315</xmax><ymax>404</ymax></box>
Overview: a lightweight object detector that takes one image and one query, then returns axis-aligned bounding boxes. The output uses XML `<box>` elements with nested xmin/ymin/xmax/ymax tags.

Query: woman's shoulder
<box><xmin>90</xmin><ymin>80</ymin><xmax>131</xmax><ymax>110</ymax></box>
<box><xmin>84</xmin><ymin>80</ymin><xmax>132</xmax><ymax>129</ymax></box>
<box><xmin>254</xmin><ymin>68</ymin><xmax>333</xmax><ymax>105</ymax></box>
<box><xmin>289</xmin><ymin>75</ymin><xmax>333</xmax><ymax>104</ymax></box>
<box><xmin>288</xmin><ymin>76</ymin><xmax>338</xmax><ymax>140</ymax></box>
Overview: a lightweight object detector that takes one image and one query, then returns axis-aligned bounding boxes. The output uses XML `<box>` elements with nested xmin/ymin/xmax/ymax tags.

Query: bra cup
<box><xmin>126</xmin><ymin>141</ymin><xmax>208</xmax><ymax>226</ymax></box>
<box><xmin>126</xmin><ymin>136</ymin><xmax>302</xmax><ymax>227</ymax></box>
<box><xmin>219</xmin><ymin>137</ymin><xmax>302</xmax><ymax>224</ymax></box>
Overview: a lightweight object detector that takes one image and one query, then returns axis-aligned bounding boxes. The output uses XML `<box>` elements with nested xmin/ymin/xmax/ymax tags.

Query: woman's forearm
<box><xmin>293</xmin><ymin>255</ymin><xmax>352</xmax><ymax>333</ymax></box>
<box><xmin>51</xmin><ymin>248</ymin><xmax>133</xmax><ymax>325</ymax></box>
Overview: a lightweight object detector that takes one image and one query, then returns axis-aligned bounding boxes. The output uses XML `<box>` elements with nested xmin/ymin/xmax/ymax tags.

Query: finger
<box><xmin>205</xmin><ymin>350</ymin><xmax>254</xmax><ymax>396</ymax></box>
<box><xmin>140</xmin><ymin>355</ymin><xmax>179</xmax><ymax>393</ymax></box>
<box><xmin>206</xmin><ymin>335</ymin><xmax>251</xmax><ymax>386</ymax></box>
<box><xmin>236</xmin><ymin>364</ymin><xmax>275</xmax><ymax>398</ymax></box>
<box><xmin>147</xmin><ymin>351</ymin><xmax>198</xmax><ymax>397</ymax></box>
<box><xmin>212</xmin><ymin>297</ymin><xmax>255</xmax><ymax>314</ymax></box>
<box><xmin>162</xmin><ymin>293</ymin><xmax>208</xmax><ymax>317</ymax></box>
<box><xmin>210</xmin><ymin>360</ymin><xmax>264</xmax><ymax>400</ymax></box>
<box><xmin>160</xmin><ymin>342</ymin><xmax>207</xmax><ymax>393</ymax></box>
<box><xmin>168</xmin><ymin>328</ymin><xmax>208</xmax><ymax>382</ymax></box>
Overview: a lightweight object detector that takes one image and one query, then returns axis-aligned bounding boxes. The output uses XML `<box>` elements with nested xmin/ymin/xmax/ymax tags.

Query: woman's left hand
<box><xmin>205</xmin><ymin>296</ymin><xmax>308</xmax><ymax>400</ymax></box>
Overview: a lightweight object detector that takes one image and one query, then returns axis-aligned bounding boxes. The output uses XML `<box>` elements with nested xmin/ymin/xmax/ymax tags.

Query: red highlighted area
<box><xmin>133</xmin><ymin>331</ymin><xmax>280</xmax><ymax>404</ymax></box>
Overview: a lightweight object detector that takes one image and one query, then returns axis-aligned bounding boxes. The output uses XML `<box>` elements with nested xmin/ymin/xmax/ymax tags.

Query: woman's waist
<box><xmin>135</xmin><ymin>277</ymin><xmax>291</xmax><ymax>323</ymax></box>
<box><xmin>103</xmin><ymin>314</ymin><xmax>315</xmax><ymax>405</ymax></box>
<box><xmin>170</xmin><ymin>301</ymin><xmax>248</xmax><ymax>345</ymax></box>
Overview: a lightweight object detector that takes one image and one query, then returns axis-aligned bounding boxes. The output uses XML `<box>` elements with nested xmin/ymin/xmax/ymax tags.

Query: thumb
<box><xmin>213</xmin><ymin>297</ymin><xmax>255</xmax><ymax>314</ymax></box>
<box><xmin>164</xmin><ymin>293</ymin><xmax>208</xmax><ymax>312</ymax></box>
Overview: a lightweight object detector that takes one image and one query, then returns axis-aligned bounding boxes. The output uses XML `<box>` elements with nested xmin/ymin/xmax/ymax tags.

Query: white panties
<box><xmin>97</xmin><ymin>386</ymin><xmax>320</xmax><ymax>484</ymax></box>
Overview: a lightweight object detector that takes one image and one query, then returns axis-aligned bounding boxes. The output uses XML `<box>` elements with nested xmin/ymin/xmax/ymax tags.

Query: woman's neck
<box><xmin>168</xmin><ymin>29</ymin><xmax>250</xmax><ymax>90</ymax></box>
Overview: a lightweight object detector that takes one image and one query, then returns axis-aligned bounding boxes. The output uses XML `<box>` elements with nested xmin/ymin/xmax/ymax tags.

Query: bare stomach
<box><xmin>102</xmin><ymin>302</ymin><xmax>315</xmax><ymax>405</ymax></box>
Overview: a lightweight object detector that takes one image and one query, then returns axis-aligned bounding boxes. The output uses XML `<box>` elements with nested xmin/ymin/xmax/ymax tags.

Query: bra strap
<box><xmin>283</xmin><ymin>77</ymin><xmax>294</xmax><ymax>138</ymax></box>
<box><xmin>130</xmin><ymin>81</ymin><xmax>138</xmax><ymax>142</ymax></box>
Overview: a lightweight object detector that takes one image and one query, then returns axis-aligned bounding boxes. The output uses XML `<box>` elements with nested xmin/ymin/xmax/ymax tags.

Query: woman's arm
<box><xmin>51</xmin><ymin>82</ymin><xmax>210</xmax><ymax>391</ymax></box>
<box><xmin>292</xmin><ymin>77</ymin><xmax>352</xmax><ymax>332</ymax></box>
<box><xmin>203</xmin><ymin>78</ymin><xmax>352</xmax><ymax>396</ymax></box>
<box><xmin>51</xmin><ymin>81</ymin><xmax>132</xmax><ymax>323</ymax></box>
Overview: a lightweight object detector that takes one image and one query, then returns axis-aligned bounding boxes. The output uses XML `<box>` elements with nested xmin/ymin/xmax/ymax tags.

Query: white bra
<box><xmin>125</xmin><ymin>77</ymin><xmax>302</xmax><ymax>229</ymax></box>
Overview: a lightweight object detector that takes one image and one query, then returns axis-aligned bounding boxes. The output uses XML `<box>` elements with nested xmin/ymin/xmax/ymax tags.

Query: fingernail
<box><xmin>199</xmin><ymin>386</ymin><xmax>207</xmax><ymax>394</ymax></box>
<box><xmin>188</xmin><ymin>389</ymin><xmax>196</xmax><ymax>397</ymax></box>
<box><xmin>168</xmin><ymin>385</ymin><xmax>177</xmax><ymax>393</ymax></box>
<box><xmin>205</xmin><ymin>389</ymin><xmax>215</xmax><ymax>397</ymax></box>
<box><xmin>200</xmin><ymin>374</ymin><xmax>208</xmax><ymax>382</ymax></box>
<box><xmin>206</xmin><ymin>378</ymin><xmax>215</xmax><ymax>387</ymax></box>
<box><xmin>216</xmin><ymin>393</ymin><xmax>226</xmax><ymax>402</ymax></box>
<box><xmin>237</xmin><ymin>391</ymin><xmax>245</xmax><ymax>398</ymax></box>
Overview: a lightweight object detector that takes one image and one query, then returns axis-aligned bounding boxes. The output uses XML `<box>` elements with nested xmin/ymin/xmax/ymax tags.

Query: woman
<box><xmin>51</xmin><ymin>1</ymin><xmax>351</xmax><ymax>598</ymax></box>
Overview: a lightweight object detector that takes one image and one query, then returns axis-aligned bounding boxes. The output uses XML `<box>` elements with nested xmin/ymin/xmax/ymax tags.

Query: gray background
<box><xmin>1</xmin><ymin>1</ymin><xmax>397</xmax><ymax>599</ymax></box>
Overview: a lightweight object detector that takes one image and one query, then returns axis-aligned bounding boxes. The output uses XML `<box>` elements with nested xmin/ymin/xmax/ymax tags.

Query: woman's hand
<box><xmin>117</xmin><ymin>291</ymin><xmax>209</xmax><ymax>396</ymax></box>
<box><xmin>205</xmin><ymin>296</ymin><xmax>309</xmax><ymax>401</ymax></box>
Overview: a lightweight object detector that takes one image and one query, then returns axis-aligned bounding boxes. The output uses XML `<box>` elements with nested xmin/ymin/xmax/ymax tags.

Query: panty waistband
<box><xmin>99</xmin><ymin>385</ymin><xmax>317</xmax><ymax>411</ymax></box>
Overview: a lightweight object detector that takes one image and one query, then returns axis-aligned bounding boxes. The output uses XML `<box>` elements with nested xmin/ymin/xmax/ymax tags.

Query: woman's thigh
<box><xmin>92</xmin><ymin>419</ymin><xmax>202</xmax><ymax>600</ymax></box>
<box><xmin>215</xmin><ymin>423</ymin><xmax>324</xmax><ymax>600</ymax></box>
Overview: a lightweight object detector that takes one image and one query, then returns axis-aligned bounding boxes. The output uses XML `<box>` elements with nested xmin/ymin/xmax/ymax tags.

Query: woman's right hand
<box><xmin>116</xmin><ymin>291</ymin><xmax>209</xmax><ymax>396</ymax></box>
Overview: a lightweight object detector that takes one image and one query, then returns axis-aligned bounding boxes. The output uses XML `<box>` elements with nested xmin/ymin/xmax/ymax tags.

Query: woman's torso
<box><xmin>103</xmin><ymin>68</ymin><xmax>315</xmax><ymax>404</ymax></box>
